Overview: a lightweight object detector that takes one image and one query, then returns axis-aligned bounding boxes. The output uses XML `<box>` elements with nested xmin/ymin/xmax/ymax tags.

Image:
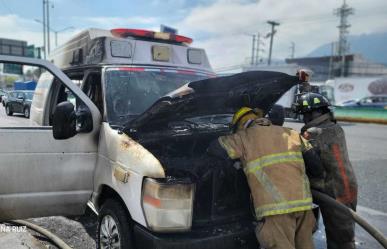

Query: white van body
<box><xmin>0</xmin><ymin>29</ymin><xmax>303</xmax><ymax>249</ymax></box>
<box><xmin>0</xmin><ymin>28</ymin><xmax>260</xmax><ymax>249</ymax></box>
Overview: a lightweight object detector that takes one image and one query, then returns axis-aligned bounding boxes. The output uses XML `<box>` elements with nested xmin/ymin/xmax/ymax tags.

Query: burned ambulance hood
<box><xmin>125</xmin><ymin>71</ymin><xmax>300</xmax><ymax>130</ymax></box>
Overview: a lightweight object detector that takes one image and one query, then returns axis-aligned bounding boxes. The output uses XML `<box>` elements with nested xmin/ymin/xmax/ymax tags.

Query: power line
<box><xmin>0</xmin><ymin>0</ymin><xmax>14</xmax><ymax>15</ymax></box>
<box><xmin>276</xmin><ymin>7</ymin><xmax>385</xmax><ymax>27</ymax></box>
<box><xmin>255</xmin><ymin>33</ymin><xmax>265</xmax><ymax>65</ymax></box>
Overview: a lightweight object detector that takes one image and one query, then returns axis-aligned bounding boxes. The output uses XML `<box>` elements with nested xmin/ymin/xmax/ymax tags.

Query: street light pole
<box><xmin>46</xmin><ymin>0</ymin><xmax>50</xmax><ymax>54</ymax></box>
<box><xmin>54</xmin><ymin>27</ymin><xmax>75</xmax><ymax>47</ymax></box>
<box><xmin>42</xmin><ymin>0</ymin><xmax>46</xmax><ymax>59</ymax></box>
<box><xmin>35</xmin><ymin>19</ymin><xmax>74</xmax><ymax>48</ymax></box>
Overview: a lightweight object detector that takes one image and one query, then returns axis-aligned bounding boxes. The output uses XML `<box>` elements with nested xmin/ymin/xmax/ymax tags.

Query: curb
<box><xmin>336</xmin><ymin>117</ymin><xmax>387</xmax><ymax>125</ymax></box>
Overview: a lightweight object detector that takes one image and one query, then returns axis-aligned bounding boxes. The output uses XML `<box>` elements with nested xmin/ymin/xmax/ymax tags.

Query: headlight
<box><xmin>142</xmin><ymin>177</ymin><xmax>195</xmax><ymax>232</ymax></box>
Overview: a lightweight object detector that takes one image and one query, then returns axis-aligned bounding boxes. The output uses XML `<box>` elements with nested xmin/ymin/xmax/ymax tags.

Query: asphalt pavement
<box><xmin>0</xmin><ymin>108</ymin><xmax>386</xmax><ymax>248</ymax></box>
<box><xmin>0</xmin><ymin>104</ymin><xmax>31</xmax><ymax>126</ymax></box>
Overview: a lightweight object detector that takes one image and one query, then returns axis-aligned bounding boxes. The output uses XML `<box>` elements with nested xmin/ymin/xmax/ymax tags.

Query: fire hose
<box><xmin>7</xmin><ymin>219</ymin><xmax>72</xmax><ymax>249</ymax></box>
<box><xmin>311</xmin><ymin>189</ymin><xmax>387</xmax><ymax>249</ymax></box>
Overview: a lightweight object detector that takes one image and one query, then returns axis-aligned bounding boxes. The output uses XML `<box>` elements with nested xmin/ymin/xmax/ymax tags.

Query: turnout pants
<box><xmin>255</xmin><ymin>210</ymin><xmax>315</xmax><ymax>249</ymax></box>
<box><xmin>320</xmin><ymin>201</ymin><xmax>357</xmax><ymax>249</ymax></box>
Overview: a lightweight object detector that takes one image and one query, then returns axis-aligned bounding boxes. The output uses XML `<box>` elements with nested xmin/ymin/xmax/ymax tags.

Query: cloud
<box><xmin>83</xmin><ymin>16</ymin><xmax>158</xmax><ymax>28</ymax></box>
<box><xmin>0</xmin><ymin>14</ymin><xmax>159</xmax><ymax>50</ymax></box>
<box><xmin>0</xmin><ymin>15</ymin><xmax>44</xmax><ymax>46</ymax></box>
<box><xmin>177</xmin><ymin>0</ymin><xmax>387</xmax><ymax>69</ymax></box>
<box><xmin>1</xmin><ymin>0</ymin><xmax>386</xmax><ymax>70</ymax></box>
<box><xmin>0</xmin><ymin>14</ymin><xmax>80</xmax><ymax>49</ymax></box>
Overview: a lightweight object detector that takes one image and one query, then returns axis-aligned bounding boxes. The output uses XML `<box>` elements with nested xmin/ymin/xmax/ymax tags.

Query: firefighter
<box><xmin>293</xmin><ymin>92</ymin><xmax>358</xmax><ymax>249</ymax></box>
<box><xmin>207</xmin><ymin>107</ymin><xmax>321</xmax><ymax>249</ymax></box>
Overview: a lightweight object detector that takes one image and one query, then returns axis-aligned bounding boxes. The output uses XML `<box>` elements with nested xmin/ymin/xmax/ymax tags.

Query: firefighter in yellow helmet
<box><xmin>208</xmin><ymin>107</ymin><xmax>323</xmax><ymax>249</ymax></box>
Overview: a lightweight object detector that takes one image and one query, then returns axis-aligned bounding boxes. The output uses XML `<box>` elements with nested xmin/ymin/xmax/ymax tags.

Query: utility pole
<box><xmin>267</xmin><ymin>21</ymin><xmax>280</xmax><ymax>65</ymax></box>
<box><xmin>42</xmin><ymin>0</ymin><xmax>46</xmax><ymax>59</ymax></box>
<box><xmin>289</xmin><ymin>42</ymin><xmax>295</xmax><ymax>59</ymax></box>
<box><xmin>328</xmin><ymin>42</ymin><xmax>336</xmax><ymax>79</ymax></box>
<box><xmin>334</xmin><ymin>0</ymin><xmax>354</xmax><ymax>77</ymax></box>
<box><xmin>250</xmin><ymin>34</ymin><xmax>256</xmax><ymax>65</ymax></box>
<box><xmin>255</xmin><ymin>33</ymin><xmax>265</xmax><ymax>65</ymax></box>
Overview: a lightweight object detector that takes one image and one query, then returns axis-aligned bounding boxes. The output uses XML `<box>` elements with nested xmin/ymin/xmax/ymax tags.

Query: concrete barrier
<box><xmin>333</xmin><ymin>107</ymin><xmax>387</xmax><ymax>124</ymax></box>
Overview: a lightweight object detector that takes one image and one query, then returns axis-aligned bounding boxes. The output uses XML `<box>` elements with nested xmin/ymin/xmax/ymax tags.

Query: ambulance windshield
<box><xmin>104</xmin><ymin>67</ymin><xmax>209</xmax><ymax>125</ymax></box>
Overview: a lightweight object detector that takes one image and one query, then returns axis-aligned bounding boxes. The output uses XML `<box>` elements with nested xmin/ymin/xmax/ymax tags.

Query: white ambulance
<box><xmin>0</xmin><ymin>28</ymin><xmax>300</xmax><ymax>249</ymax></box>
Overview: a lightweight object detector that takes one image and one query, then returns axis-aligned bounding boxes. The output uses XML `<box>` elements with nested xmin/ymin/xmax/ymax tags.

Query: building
<box><xmin>0</xmin><ymin>38</ymin><xmax>41</xmax><ymax>58</ymax></box>
<box><xmin>285</xmin><ymin>54</ymin><xmax>387</xmax><ymax>81</ymax></box>
<box><xmin>0</xmin><ymin>38</ymin><xmax>41</xmax><ymax>89</ymax></box>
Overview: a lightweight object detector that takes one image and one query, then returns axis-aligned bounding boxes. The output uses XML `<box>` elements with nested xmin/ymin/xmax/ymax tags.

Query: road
<box><xmin>0</xmin><ymin>108</ymin><xmax>386</xmax><ymax>248</ymax></box>
<box><xmin>0</xmin><ymin>104</ymin><xmax>31</xmax><ymax>126</ymax></box>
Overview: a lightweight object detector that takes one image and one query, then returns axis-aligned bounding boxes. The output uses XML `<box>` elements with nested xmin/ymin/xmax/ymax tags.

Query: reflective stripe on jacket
<box><xmin>219</xmin><ymin>118</ymin><xmax>313</xmax><ymax>219</ymax></box>
<box><xmin>302</xmin><ymin>114</ymin><xmax>358</xmax><ymax>204</ymax></box>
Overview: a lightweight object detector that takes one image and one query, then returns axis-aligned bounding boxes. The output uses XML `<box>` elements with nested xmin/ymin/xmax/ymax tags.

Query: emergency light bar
<box><xmin>111</xmin><ymin>28</ymin><xmax>193</xmax><ymax>44</ymax></box>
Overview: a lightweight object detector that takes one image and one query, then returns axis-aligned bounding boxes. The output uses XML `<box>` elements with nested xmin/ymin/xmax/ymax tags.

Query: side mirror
<box><xmin>356</xmin><ymin>101</ymin><xmax>361</xmax><ymax>106</ymax></box>
<box><xmin>53</xmin><ymin>101</ymin><xmax>77</xmax><ymax>140</ymax></box>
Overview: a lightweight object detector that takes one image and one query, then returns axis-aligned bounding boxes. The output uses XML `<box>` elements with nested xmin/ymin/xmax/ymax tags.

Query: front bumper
<box><xmin>133</xmin><ymin>220</ymin><xmax>258</xmax><ymax>249</ymax></box>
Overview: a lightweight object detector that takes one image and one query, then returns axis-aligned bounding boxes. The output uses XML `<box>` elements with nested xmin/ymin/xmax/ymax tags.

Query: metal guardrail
<box><xmin>333</xmin><ymin>106</ymin><xmax>387</xmax><ymax>124</ymax></box>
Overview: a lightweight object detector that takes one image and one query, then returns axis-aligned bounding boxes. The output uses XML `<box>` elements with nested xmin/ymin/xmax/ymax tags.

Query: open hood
<box><xmin>125</xmin><ymin>71</ymin><xmax>300</xmax><ymax>131</ymax></box>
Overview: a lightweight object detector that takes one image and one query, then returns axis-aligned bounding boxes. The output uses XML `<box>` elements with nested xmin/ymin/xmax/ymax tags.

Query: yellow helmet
<box><xmin>231</xmin><ymin>107</ymin><xmax>263</xmax><ymax>131</ymax></box>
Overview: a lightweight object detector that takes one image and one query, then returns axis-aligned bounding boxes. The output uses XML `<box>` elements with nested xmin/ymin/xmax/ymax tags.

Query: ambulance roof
<box><xmin>49</xmin><ymin>28</ymin><xmax>213</xmax><ymax>73</ymax></box>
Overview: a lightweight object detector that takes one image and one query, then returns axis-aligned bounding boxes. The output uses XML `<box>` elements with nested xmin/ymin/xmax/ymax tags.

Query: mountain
<box><xmin>307</xmin><ymin>32</ymin><xmax>387</xmax><ymax>65</ymax></box>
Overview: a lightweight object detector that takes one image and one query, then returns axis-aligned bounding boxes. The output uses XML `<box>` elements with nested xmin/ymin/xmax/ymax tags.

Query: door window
<box><xmin>47</xmin><ymin>78</ymin><xmax>92</xmax><ymax>132</ymax></box>
<box><xmin>82</xmin><ymin>72</ymin><xmax>103</xmax><ymax>115</ymax></box>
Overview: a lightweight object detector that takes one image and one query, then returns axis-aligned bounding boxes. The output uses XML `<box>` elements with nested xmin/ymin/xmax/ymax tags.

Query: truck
<box><xmin>13</xmin><ymin>80</ymin><xmax>37</xmax><ymax>91</ymax></box>
<box><xmin>0</xmin><ymin>28</ymin><xmax>304</xmax><ymax>249</ymax></box>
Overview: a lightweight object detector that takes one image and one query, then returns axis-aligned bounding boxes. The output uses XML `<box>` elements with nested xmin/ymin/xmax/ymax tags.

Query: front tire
<box><xmin>5</xmin><ymin>105</ymin><xmax>13</xmax><ymax>116</ymax></box>
<box><xmin>24</xmin><ymin>107</ymin><xmax>30</xmax><ymax>118</ymax></box>
<box><xmin>97</xmin><ymin>199</ymin><xmax>133</xmax><ymax>249</ymax></box>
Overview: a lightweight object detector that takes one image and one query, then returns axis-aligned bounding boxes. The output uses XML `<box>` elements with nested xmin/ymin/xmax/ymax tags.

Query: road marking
<box><xmin>357</xmin><ymin>205</ymin><xmax>387</xmax><ymax>217</ymax></box>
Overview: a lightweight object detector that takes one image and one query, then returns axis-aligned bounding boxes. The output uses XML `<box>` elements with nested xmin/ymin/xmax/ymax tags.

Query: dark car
<box><xmin>5</xmin><ymin>90</ymin><xmax>34</xmax><ymax>118</ymax></box>
<box><xmin>340</xmin><ymin>95</ymin><xmax>387</xmax><ymax>109</ymax></box>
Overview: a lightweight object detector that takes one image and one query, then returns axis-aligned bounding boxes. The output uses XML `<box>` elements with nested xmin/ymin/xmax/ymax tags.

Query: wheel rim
<box><xmin>99</xmin><ymin>215</ymin><xmax>121</xmax><ymax>249</ymax></box>
<box><xmin>6</xmin><ymin>106</ymin><xmax>9</xmax><ymax>114</ymax></box>
<box><xmin>25</xmin><ymin>108</ymin><xmax>29</xmax><ymax>117</ymax></box>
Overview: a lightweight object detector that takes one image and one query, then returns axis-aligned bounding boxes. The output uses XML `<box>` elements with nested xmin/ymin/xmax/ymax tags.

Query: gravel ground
<box><xmin>29</xmin><ymin>213</ymin><xmax>98</xmax><ymax>249</ymax></box>
<box><xmin>0</xmin><ymin>223</ymin><xmax>47</xmax><ymax>249</ymax></box>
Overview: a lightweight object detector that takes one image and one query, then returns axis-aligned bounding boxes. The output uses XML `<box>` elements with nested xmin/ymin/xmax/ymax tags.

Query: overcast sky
<box><xmin>0</xmin><ymin>0</ymin><xmax>386</xmax><ymax>70</ymax></box>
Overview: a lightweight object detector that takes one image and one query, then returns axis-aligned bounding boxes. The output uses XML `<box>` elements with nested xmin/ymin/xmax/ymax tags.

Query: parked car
<box><xmin>5</xmin><ymin>90</ymin><xmax>34</xmax><ymax>118</ymax></box>
<box><xmin>339</xmin><ymin>95</ymin><xmax>387</xmax><ymax>109</ymax></box>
